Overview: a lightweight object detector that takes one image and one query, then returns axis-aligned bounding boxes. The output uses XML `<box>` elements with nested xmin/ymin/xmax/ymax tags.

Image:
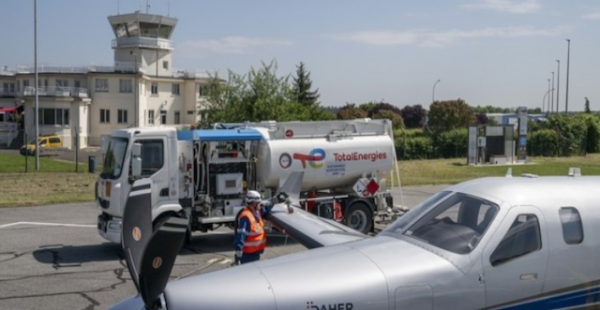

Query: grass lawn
<box><xmin>396</xmin><ymin>154</ymin><xmax>600</xmax><ymax>186</ymax></box>
<box><xmin>0</xmin><ymin>153</ymin><xmax>98</xmax><ymax>207</ymax></box>
<box><xmin>1</xmin><ymin>152</ymin><xmax>600</xmax><ymax>207</ymax></box>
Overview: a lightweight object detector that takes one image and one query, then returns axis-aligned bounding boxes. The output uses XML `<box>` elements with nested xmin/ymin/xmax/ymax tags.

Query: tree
<box><xmin>336</xmin><ymin>104</ymin><xmax>368</xmax><ymax>120</ymax></box>
<box><xmin>292</xmin><ymin>62</ymin><xmax>320</xmax><ymax>109</ymax></box>
<box><xmin>585</xmin><ymin>97</ymin><xmax>591</xmax><ymax>114</ymax></box>
<box><xmin>427</xmin><ymin>99</ymin><xmax>475</xmax><ymax>131</ymax></box>
<box><xmin>200</xmin><ymin>60</ymin><xmax>324</xmax><ymax>127</ymax></box>
<box><xmin>369</xmin><ymin>102</ymin><xmax>403</xmax><ymax>117</ymax></box>
<box><xmin>400</xmin><ymin>104</ymin><xmax>427</xmax><ymax>128</ymax></box>
<box><xmin>372</xmin><ymin>109</ymin><xmax>404</xmax><ymax>129</ymax></box>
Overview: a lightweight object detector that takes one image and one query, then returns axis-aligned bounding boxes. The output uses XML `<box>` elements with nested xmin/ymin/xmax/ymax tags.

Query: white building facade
<box><xmin>0</xmin><ymin>11</ymin><xmax>212</xmax><ymax>148</ymax></box>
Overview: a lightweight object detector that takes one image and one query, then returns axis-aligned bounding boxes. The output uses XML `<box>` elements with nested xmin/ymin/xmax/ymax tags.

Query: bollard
<box><xmin>88</xmin><ymin>155</ymin><xmax>96</xmax><ymax>173</ymax></box>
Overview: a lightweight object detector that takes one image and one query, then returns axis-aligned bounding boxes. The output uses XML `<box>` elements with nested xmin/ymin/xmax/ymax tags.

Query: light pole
<box><xmin>130</xmin><ymin>51</ymin><xmax>138</xmax><ymax>127</ymax></box>
<box><xmin>551</xmin><ymin>72</ymin><xmax>554</xmax><ymax>114</ymax></box>
<box><xmin>34</xmin><ymin>0</ymin><xmax>39</xmax><ymax>170</ymax></box>
<box><xmin>432</xmin><ymin>79</ymin><xmax>441</xmax><ymax>103</ymax></box>
<box><xmin>565</xmin><ymin>39</ymin><xmax>571</xmax><ymax>114</ymax></box>
<box><xmin>556</xmin><ymin>60</ymin><xmax>560</xmax><ymax>113</ymax></box>
<box><xmin>546</xmin><ymin>78</ymin><xmax>551</xmax><ymax>114</ymax></box>
<box><xmin>542</xmin><ymin>89</ymin><xmax>551</xmax><ymax>112</ymax></box>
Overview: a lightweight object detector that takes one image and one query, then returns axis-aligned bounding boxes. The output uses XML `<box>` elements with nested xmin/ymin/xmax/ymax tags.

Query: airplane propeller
<box><xmin>121</xmin><ymin>178</ymin><xmax>188</xmax><ymax>309</ymax></box>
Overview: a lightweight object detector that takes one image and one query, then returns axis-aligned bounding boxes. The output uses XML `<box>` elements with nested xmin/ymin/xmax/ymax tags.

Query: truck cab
<box><xmin>97</xmin><ymin>127</ymin><xmax>185</xmax><ymax>243</ymax></box>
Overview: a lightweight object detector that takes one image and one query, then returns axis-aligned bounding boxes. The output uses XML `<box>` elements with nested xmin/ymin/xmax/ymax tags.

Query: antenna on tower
<box><xmin>168</xmin><ymin>0</ymin><xmax>170</xmax><ymax>16</ymax></box>
<box><xmin>146</xmin><ymin>0</ymin><xmax>150</xmax><ymax>13</ymax></box>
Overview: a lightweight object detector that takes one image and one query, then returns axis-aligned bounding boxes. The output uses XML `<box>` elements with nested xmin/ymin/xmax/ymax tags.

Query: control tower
<box><xmin>107</xmin><ymin>11</ymin><xmax>178</xmax><ymax>76</ymax></box>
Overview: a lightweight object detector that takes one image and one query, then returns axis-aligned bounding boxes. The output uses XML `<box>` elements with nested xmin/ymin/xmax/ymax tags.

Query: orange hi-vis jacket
<box><xmin>238</xmin><ymin>207</ymin><xmax>266</xmax><ymax>254</ymax></box>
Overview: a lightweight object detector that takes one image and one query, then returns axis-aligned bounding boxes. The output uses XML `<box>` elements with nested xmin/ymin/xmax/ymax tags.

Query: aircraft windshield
<box><xmin>101</xmin><ymin>137</ymin><xmax>128</xmax><ymax>179</ymax></box>
<box><xmin>384</xmin><ymin>191</ymin><xmax>499</xmax><ymax>255</ymax></box>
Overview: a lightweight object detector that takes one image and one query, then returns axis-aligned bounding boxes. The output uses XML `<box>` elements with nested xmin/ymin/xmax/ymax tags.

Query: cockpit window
<box><xmin>388</xmin><ymin>192</ymin><xmax>499</xmax><ymax>255</ymax></box>
<box><xmin>384</xmin><ymin>190</ymin><xmax>452</xmax><ymax>233</ymax></box>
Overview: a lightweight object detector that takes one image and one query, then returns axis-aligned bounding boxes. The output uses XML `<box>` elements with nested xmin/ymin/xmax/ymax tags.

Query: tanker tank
<box><xmin>253</xmin><ymin>127</ymin><xmax>395</xmax><ymax>192</ymax></box>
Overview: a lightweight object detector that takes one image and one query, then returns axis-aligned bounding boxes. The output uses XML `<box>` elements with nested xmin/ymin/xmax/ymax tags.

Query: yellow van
<box><xmin>20</xmin><ymin>135</ymin><xmax>63</xmax><ymax>155</ymax></box>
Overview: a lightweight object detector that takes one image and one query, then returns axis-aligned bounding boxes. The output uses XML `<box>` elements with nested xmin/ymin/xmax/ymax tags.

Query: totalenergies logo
<box><xmin>293</xmin><ymin>148</ymin><xmax>326</xmax><ymax>169</ymax></box>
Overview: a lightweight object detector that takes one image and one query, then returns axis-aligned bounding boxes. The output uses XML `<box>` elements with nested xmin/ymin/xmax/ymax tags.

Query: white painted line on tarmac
<box><xmin>0</xmin><ymin>221</ymin><xmax>96</xmax><ymax>229</ymax></box>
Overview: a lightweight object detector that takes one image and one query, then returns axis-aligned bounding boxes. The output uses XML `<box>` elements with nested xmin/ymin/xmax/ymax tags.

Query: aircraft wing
<box><xmin>266</xmin><ymin>203</ymin><xmax>370</xmax><ymax>249</ymax></box>
<box><xmin>264</xmin><ymin>171</ymin><xmax>370</xmax><ymax>249</ymax></box>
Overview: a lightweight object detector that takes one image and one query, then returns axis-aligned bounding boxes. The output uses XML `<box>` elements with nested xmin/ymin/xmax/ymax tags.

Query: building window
<box><xmin>559</xmin><ymin>207</ymin><xmax>583</xmax><ymax>244</ymax></box>
<box><xmin>100</xmin><ymin>109</ymin><xmax>111</xmax><ymax>123</ymax></box>
<box><xmin>95</xmin><ymin>79</ymin><xmax>108</xmax><ymax>92</ymax></box>
<box><xmin>119</xmin><ymin>79</ymin><xmax>132</xmax><ymax>93</ymax></box>
<box><xmin>23</xmin><ymin>79</ymin><xmax>30</xmax><ymax>88</ymax></box>
<box><xmin>37</xmin><ymin>108</ymin><xmax>69</xmax><ymax>126</ymax></box>
<box><xmin>160</xmin><ymin>110</ymin><xmax>167</xmax><ymax>124</ymax></box>
<box><xmin>118</xmin><ymin>109</ymin><xmax>128</xmax><ymax>124</ymax></box>
<box><xmin>163</xmin><ymin>61</ymin><xmax>169</xmax><ymax>70</ymax></box>
<box><xmin>174</xmin><ymin>111</ymin><xmax>180</xmax><ymax>124</ymax></box>
<box><xmin>151</xmin><ymin>83</ymin><xmax>158</xmax><ymax>95</ymax></box>
<box><xmin>148</xmin><ymin>110</ymin><xmax>154</xmax><ymax>125</ymax></box>
<box><xmin>198</xmin><ymin>84</ymin><xmax>204</xmax><ymax>97</ymax></box>
<box><xmin>187</xmin><ymin>110</ymin><xmax>194</xmax><ymax>115</ymax></box>
<box><xmin>74</xmin><ymin>80</ymin><xmax>81</xmax><ymax>89</ymax></box>
<box><xmin>171</xmin><ymin>83</ymin><xmax>180</xmax><ymax>95</ymax></box>
<box><xmin>55</xmin><ymin>79</ymin><xmax>68</xmax><ymax>90</ymax></box>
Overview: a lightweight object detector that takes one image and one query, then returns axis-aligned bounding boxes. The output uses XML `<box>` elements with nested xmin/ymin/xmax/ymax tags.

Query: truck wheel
<box><xmin>345</xmin><ymin>202</ymin><xmax>372</xmax><ymax>234</ymax></box>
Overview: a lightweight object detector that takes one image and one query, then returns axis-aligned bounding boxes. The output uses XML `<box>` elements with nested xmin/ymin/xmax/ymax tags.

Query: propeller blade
<box><xmin>121</xmin><ymin>178</ymin><xmax>153</xmax><ymax>294</ymax></box>
<box><xmin>139</xmin><ymin>216</ymin><xmax>188</xmax><ymax>309</ymax></box>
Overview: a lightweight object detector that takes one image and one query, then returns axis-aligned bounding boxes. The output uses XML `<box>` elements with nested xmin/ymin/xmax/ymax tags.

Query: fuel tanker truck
<box><xmin>95</xmin><ymin>118</ymin><xmax>400</xmax><ymax>243</ymax></box>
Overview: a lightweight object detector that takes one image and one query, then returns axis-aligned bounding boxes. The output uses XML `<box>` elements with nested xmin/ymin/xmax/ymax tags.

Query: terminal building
<box><xmin>0</xmin><ymin>11</ymin><xmax>212</xmax><ymax>148</ymax></box>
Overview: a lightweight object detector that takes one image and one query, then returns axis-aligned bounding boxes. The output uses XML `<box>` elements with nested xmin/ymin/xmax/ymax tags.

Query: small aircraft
<box><xmin>107</xmin><ymin>169</ymin><xmax>600</xmax><ymax>310</ymax></box>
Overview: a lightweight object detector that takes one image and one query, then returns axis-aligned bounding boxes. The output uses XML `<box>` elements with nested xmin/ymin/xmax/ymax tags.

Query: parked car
<box><xmin>20</xmin><ymin>135</ymin><xmax>63</xmax><ymax>155</ymax></box>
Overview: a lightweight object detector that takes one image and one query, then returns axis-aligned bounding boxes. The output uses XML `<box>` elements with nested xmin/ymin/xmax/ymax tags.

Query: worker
<box><xmin>233</xmin><ymin>190</ymin><xmax>293</xmax><ymax>265</ymax></box>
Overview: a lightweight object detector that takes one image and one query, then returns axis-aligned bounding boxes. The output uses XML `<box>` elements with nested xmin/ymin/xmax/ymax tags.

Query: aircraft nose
<box><xmin>163</xmin><ymin>264</ymin><xmax>277</xmax><ymax>310</ymax></box>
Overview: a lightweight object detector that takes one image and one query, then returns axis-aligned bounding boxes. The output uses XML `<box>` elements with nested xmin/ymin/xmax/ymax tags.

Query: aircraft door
<box><xmin>482</xmin><ymin>205</ymin><xmax>549</xmax><ymax>308</ymax></box>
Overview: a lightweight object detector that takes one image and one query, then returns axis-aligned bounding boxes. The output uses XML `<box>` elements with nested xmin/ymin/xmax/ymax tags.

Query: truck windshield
<box><xmin>101</xmin><ymin>137</ymin><xmax>128</xmax><ymax>179</ymax></box>
<box><xmin>383</xmin><ymin>191</ymin><xmax>499</xmax><ymax>255</ymax></box>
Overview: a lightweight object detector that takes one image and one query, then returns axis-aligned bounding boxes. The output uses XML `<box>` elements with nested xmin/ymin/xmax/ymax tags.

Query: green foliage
<box><xmin>336</xmin><ymin>104</ymin><xmax>368</xmax><ymax>120</ymax></box>
<box><xmin>528</xmin><ymin>129</ymin><xmax>560</xmax><ymax>156</ymax></box>
<box><xmin>199</xmin><ymin>60</ymin><xmax>327</xmax><ymax>127</ymax></box>
<box><xmin>372</xmin><ymin>109</ymin><xmax>404</xmax><ymax>130</ymax></box>
<box><xmin>358</xmin><ymin>102</ymin><xmax>378</xmax><ymax>114</ymax></box>
<box><xmin>427</xmin><ymin>99</ymin><xmax>475</xmax><ymax>132</ymax></box>
<box><xmin>292</xmin><ymin>62</ymin><xmax>320</xmax><ymax>108</ymax></box>
<box><xmin>396</xmin><ymin>136</ymin><xmax>433</xmax><ymax>160</ymax></box>
<box><xmin>430</xmin><ymin>128</ymin><xmax>468</xmax><ymax>158</ymax></box>
<box><xmin>473</xmin><ymin>105</ymin><xmax>513</xmax><ymax>113</ymax></box>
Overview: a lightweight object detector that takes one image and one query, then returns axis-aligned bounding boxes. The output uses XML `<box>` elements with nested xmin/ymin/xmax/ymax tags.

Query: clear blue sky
<box><xmin>2</xmin><ymin>0</ymin><xmax>599</xmax><ymax>111</ymax></box>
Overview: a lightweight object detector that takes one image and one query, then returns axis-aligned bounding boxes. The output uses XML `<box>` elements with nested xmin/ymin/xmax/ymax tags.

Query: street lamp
<box><xmin>34</xmin><ymin>0</ymin><xmax>40</xmax><ymax>170</ymax></box>
<box><xmin>542</xmin><ymin>89</ymin><xmax>551</xmax><ymax>112</ymax></box>
<box><xmin>130</xmin><ymin>51</ymin><xmax>138</xmax><ymax>127</ymax></box>
<box><xmin>432</xmin><ymin>79</ymin><xmax>441</xmax><ymax>103</ymax></box>
<box><xmin>551</xmin><ymin>72</ymin><xmax>554</xmax><ymax>114</ymax></box>
<box><xmin>565</xmin><ymin>39</ymin><xmax>571</xmax><ymax>114</ymax></box>
<box><xmin>556</xmin><ymin>60</ymin><xmax>560</xmax><ymax>113</ymax></box>
<box><xmin>546</xmin><ymin>78</ymin><xmax>551</xmax><ymax>114</ymax></box>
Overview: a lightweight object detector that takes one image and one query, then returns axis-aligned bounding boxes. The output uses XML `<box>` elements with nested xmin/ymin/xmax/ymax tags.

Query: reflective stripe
<box><xmin>244</xmin><ymin>239</ymin><xmax>266</xmax><ymax>246</ymax></box>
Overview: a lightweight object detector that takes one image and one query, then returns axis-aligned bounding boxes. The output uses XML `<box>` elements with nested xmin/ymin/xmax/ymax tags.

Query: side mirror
<box><xmin>131</xmin><ymin>143</ymin><xmax>142</xmax><ymax>178</ymax></box>
<box><xmin>132</xmin><ymin>143</ymin><xmax>142</xmax><ymax>158</ymax></box>
<box><xmin>132</xmin><ymin>157</ymin><xmax>142</xmax><ymax>178</ymax></box>
<box><xmin>100</xmin><ymin>135</ymin><xmax>110</xmax><ymax>156</ymax></box>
